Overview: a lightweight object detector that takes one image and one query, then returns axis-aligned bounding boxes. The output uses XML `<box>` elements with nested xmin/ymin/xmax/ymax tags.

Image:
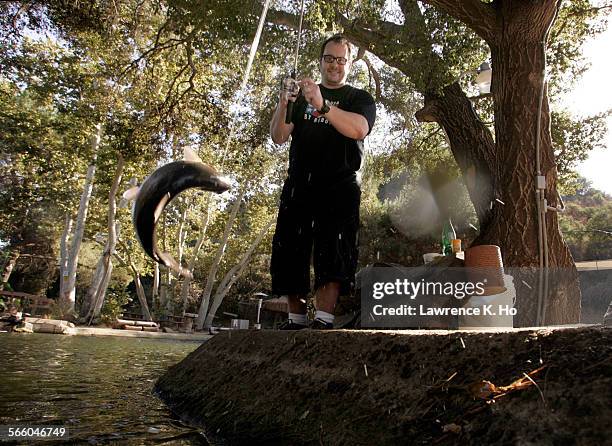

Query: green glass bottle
<box><xmin>441</xmin><ymin>219</ymin><xmax>456</xmax><ymax>256</ymax></box>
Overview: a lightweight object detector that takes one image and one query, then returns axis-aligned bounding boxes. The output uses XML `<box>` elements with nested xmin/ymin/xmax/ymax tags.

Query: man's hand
<box><xmin>299</xmin><ymin>78</ymin><xmax>324</xmax><ymax>110</ymax></box>
<box><xmin>270</xmin><ymin>77</ymin><xmax>298</xmax><ymax>145</ymax></box>
<box><xmin>280</xmin><ymin>77</ymin><xmax>299</xmax><ymax>107</ymax></box>
<box><xmin>297</xmin><ymin>77</ymin><xmax>369</xmax><ymax>140</ymax></box>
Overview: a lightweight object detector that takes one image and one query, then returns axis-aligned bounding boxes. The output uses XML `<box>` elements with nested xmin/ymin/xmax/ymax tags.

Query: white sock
<box><xmin>314</xmin><ymin>310</ymin><xmax>334</xmax><ymax>324</ymax></box>
<box><xmin>288</xmin><ymin>312</ymin><xmax>307</xmax><ymax>326</ymax></box>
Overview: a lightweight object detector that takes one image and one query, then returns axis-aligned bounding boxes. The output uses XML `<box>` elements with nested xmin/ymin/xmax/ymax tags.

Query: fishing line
<box><xmin>219</xmin><ymin>0</ymin><xmax>273</xmax><ymax>168</ymax></box>
<box><xmin>293</xmin><ymin>0</ymin><xmax>306</xmax><ymax>74</ymax></box>
<box><xmin>285</xmin><ymin>0</ymin><xmax>306</xmax><ymax>123</ymax></box>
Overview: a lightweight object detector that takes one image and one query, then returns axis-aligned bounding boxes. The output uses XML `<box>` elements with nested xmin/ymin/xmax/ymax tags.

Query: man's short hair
<box><xmin>319</xmin><ymin>34</ymin><xmax>352</xmax><ymax>60</ymax></box>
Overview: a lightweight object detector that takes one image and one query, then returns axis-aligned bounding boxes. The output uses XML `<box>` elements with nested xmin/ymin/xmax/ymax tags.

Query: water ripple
<box><xmin>0</xmin><ymin>333</ymin><xmax>208</xmax><ymax>445</ymax></box>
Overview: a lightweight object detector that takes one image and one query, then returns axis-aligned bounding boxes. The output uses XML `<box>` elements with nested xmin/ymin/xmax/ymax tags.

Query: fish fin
<box><xmin>122</xmin><ymin>186</ymin><xmax>140</xmax><ymax>201</ymax></box>
<box><xmin>154</xmin><ymin>192</ymin><xmax>172</xmax><ymax>223</ymax></box>
<box><xmin>157</xmin><ymin>251</ymin><xmax>193</xmax><ymax>279</ymax></box>
<box><xmin>214</xmin><ymin>175</ymin><xmax>232</xmax><ymax>192</ymax></box>
<box><xmin>183</xmin><ymin>146</ymin><xmax>203</xmax><ymax>163</ymax></box>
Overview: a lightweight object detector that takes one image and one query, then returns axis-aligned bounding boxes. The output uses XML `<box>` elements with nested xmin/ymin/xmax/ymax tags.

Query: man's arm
<box><xmin>270</xmin><ymin>79</ymin><xmax>297</xmax><ymax>145</ymax></box>
<box><xmin>323</xmin><ymin>107</ymin><xmax>369</xmax><ymax>140</ymax></box>
<box><xmin>299</xmin><ymin>78</ymin><xmax>369</xmax><ymax>140</ymax></box>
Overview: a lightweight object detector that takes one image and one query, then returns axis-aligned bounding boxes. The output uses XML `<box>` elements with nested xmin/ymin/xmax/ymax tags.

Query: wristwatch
<box><xmin>318</xmin><ymin>99</ymin><xmax>331</xmax><ymax>115</ymax></box>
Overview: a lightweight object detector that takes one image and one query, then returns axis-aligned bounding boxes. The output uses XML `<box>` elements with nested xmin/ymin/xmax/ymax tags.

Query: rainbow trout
<box><xmin>125</xmin><ymin>149</ymin><xmax>230</xmax><ymax>277</ymax></box>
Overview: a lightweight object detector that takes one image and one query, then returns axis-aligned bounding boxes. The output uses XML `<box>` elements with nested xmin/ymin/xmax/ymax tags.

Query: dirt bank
<box><xmin>155</xmin><ymin>326</ymin><xmax>611</xmax><ymax>445</ymax></box>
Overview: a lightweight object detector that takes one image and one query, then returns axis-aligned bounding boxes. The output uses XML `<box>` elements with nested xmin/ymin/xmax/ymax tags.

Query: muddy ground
<box><xmin>156</xmin><ymin>326</ymin><xmax>611</xmax><ymax>445</ymax></box>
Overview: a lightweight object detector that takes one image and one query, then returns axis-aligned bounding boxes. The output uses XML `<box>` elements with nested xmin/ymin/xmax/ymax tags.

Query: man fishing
<box><xmin>269</xmin><ymin>34</ymin><xmax>377</xmax><ymax>329</ymax></box>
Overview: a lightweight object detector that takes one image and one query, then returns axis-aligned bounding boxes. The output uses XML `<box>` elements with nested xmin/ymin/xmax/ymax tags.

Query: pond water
<box><xmin>0</xmin><ymin>333</ymin><xmax>209</xmax><ymax>445</ymax></box>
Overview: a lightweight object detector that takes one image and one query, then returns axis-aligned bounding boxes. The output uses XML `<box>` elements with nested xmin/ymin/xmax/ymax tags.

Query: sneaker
<box><xmin>310</xmin><ymin>318</ymin><xmax>334</xmax><ymax>330</ymax></box>
<box><xmin>278</xmin><ymin>319</ymin><xmax>308</xmax><ymax>330</ymax></box>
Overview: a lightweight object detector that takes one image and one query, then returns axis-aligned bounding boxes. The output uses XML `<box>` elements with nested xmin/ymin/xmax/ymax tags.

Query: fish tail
<box><xmin>157</xmin><ymin>251</ymin><xmax>194</xmax><ymax>279</ymax></box>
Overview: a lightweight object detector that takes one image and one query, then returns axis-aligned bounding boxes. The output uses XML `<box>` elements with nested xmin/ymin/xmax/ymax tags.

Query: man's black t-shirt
<box><xmin>288</xmin><ymin>84</ymin><xmax>376</xmax><ymax>185</ymax></box>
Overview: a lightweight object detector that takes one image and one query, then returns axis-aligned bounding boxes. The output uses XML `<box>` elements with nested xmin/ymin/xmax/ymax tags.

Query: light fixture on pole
<box><xmin>253</xmin><ymin>292</ymin><xmax>267</xmax><ymax>330</ymax></box>
<box><xmin>475</xmin><ymin>62</ymin><xmax>492</xmax><ymax>95</ymax></box>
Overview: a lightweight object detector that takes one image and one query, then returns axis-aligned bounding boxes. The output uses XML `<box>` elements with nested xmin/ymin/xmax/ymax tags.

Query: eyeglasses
<box><xmin>322</xmin><ymin>54</ymin><xmax>348</xmax><ymax>65</ymax></box>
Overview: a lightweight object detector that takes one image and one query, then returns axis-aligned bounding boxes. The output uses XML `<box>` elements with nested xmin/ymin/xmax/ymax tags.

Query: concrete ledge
<box><xmin>156</xmin><ymin>326</ymin><xmax>612</xmax><ymax>445</ymax></box>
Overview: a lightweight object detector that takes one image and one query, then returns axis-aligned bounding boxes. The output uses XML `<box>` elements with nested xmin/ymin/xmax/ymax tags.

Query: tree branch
<box><xmin>354</xmin><ymin>47</ymin><xmax>381</xmax><ymax>97</ymax></box>
<box><xmin>11</xmin><ymin>0</ymin><xmax>34</xmax><ymax>30</ymax></box>
<box><xmin>418</xmin><ymin>0</ymin><xmax>496</xmax><ymax>43</ymax></box>
<box><xmin>266</xmin><ymin>7</ymin><xmax>399</xmax><ymax>50</ymax></box>
<box><xmin>119</xmin><ymin>38</ymin><xmax>184</xmax><ymax>79</ymax></box>
<box><xmin>564</xmin><ymin>4</ymin><xmax>612</xmax><ymax>18</ymax></box>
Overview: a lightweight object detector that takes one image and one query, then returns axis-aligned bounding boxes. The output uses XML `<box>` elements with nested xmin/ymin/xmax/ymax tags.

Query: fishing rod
<box><xmin>285</xmin><ymin>0</ymin><xmax>306</xmax><ymax>124</ymax></box>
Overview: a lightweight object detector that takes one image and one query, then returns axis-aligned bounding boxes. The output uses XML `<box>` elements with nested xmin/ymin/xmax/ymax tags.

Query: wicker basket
<box><xmin>464</xmin><ymin>245</ymin><xmax>506</xmax><ymax>296</ymax></box>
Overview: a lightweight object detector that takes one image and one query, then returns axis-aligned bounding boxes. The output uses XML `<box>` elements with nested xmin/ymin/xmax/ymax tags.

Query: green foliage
<box><xmin>552</xmin><ymin>109</ymin><xmax>609</xmax><ymax>193</ymax></box>
<box><xmin>548</xmin><ymin>0</ymin><xmax>609</xmax><ymax>97</ymax></box>
<box><xmin>560</xmin><ymin>178</ymin><xmax>612</xmax><ymax>261</ymax></box>
<box><xmin>421</xmin><ymin>4</ymin><xmax>488</xmax><ymax>91</ymax></box>
<box><xmin>100</xmin><ymin>287</ymin><xmax>131</xmax><ymax>325</ymax></box>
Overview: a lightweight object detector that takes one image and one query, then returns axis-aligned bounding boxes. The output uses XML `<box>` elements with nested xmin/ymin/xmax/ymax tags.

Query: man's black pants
<box><xmin>270</xmin><ymin>176</ymin><xmax>360</xmax><ymax>296</ymax></box>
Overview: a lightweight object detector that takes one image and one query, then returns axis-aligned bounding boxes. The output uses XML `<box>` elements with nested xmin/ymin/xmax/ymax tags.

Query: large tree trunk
<box><xmin>416</xmin><ymin>76</ymin><xmax>578</xmax><ymax>325</ymax></box>
<box><xmin>90</xmin><ymin>261</ymin><xmax>114</xmax><ymax>321</ymax></box>
<box><xmin>415</xmin><ymin>82</ymin><xmax>495</xmax><ymax>226</ymax></box>
<box><xmin>82</xmin><ymin>252</ymin><xmax>107</xmax><ymax>319</ymax></box>
<box><xmin>410</xmin><ymin>0</ymin><xmax>579</xmax><ymax>326</ymax></box>
<box><xmin>196</xmin><ymin>187</ymin><xmax>246</xmax><ymax>330</ymax></box>
<box><xmin>60</xmin><ymin>123</ymin><xmax>102</xmax><ymax>312</ymax></box>
<box><xmin>59</xmin><ymin>214</ymin><xmax>73</xmax><ymax>297</ymax></box>
<box><xmin>83</xmin><ymin>154</ymin><xmax>124</xmax><ymax>323</ymax></box>
<box><xmin>133</xmin><ymin>273</ymin><xmax>153</xmax><ymax>321</ymax></box>
<box><xmin>110</xmin><ymin>244</ymin><xmax>153</xmax><ymax>321</ymax></box>
<box><xmin>480</xmin><ymin>1</ymin><xmax>579</xmax><ymax>325</ymax></box>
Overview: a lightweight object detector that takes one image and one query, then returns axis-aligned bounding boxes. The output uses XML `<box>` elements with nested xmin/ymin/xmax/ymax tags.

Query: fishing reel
<box><xmin>283</xmin><ymin>74</ymin><xmax>300</xmax><ymax>124</ymax></box>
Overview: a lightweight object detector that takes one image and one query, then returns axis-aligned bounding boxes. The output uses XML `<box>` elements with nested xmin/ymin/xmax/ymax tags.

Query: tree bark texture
<box><xmin>84</xmin><ymin>154</ymin><xmax>124</xmax><ymax>323</ymax></box>
<box><xmin>90</xmin><ymin>261</ymin><xmax>113</xmax><ymax>321</ymax></box>
<box><xmin>159</xmin><ymin>215</ymin><xmax>169</xmax><ymax>310</ymax></box>
<box><xmin>133</xmin><ymin>273</ymin><xmax>153</xmax><ymax>321</ymax></box>
<box><xmin>110</xmin><ymin>244</ymin><xmax>153</xmax><ymax>321</ymax></box>
<box><xmin>82</xmin><ymin>253</ymin><xmax>106</xmax><ymax>319</ymax></box>
<box><xmin>59</xmin><ymin>214</ymin><xmax>73</xmax><ymax>298</ymax></box>
<box><xmin>61</xmin><ymin>123</ymin><xmax>102</xmax><ymax>312</ymax></box>
<box><xmin>152</xmin><ymin>262</ymin><xmax>160</xmax><ymax>305</ymax></box>
<box><xmin>196</xmin><ymin>187</ymin><xmax>246</xmax><ymax>330</ymax></box>
<box><xmin>177</xmin><ymin>206</ymin><xmax>187</xmax><ymax>266</ymax></box>
<box><xmin>415</xmin><ymin>82</ymin><xmax>496</xmax><ymax>226</ymax></box>
<box><xmin>481</xmin><ymin>0</ymin><xmax>579</xmax><ymax>325</ymax></box>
